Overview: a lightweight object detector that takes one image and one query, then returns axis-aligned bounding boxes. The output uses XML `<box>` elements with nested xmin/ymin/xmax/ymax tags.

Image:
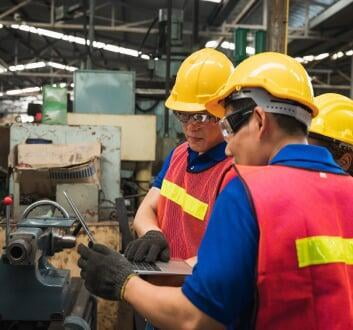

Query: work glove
<box><xmin>77</xmin><ymin>243</ymin><xmax>137</xmax><ymax>301</ymax></box>
<box><xmin>124</xmin><ymin>230</ymin><xmax>170</xmax><ymax>263</ymax></box>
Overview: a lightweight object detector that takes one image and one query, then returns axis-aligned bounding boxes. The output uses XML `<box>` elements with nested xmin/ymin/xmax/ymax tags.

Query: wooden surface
<box><xmin>68</xmin><ymin>113</ymin><xmax>156</xmax><ymax>161</ymax></box>
<box><xmin>0</xmin><ymin>221</ymin><xmax>120</xmax><ymax>330</ymax></box>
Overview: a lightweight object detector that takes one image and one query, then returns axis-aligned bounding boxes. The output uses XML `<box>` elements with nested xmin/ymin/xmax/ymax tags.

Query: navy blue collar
<box><xmin>270</xmin><ymin>144</ymin><xmax>346</xmax><ymax>174</ymax></box>
<box><xmin>187</xmin><ymin>141</ymin><xmax>228</xmax><ymax>173</ymax></box>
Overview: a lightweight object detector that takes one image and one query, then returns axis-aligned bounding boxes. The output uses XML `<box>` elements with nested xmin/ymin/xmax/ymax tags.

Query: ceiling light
<box><xmin>6</xmin><ymin>86</ymin><xmax>41</xmax><ymax>96</ymax></box>
<box><xmin>9</xmin><ymin>24</ymin><xmax>150</xmax><ymax>60</ymax></box>
<box><xmin>314</xmin><ymin>53</ymin><xmax>329</xmax><ymax>60</ymax></box>
<box><xmin>47</xmin><ymin>61</ymin><xmax>78</xmax><ymax>71</ymax></box>
<box><xmin>246</xmin><ymin>46</ymin><xmax>255</xmax><ymax>55</ymax></box>
<box><xmin>205</xmin><ymin>40</ymin><xmax>218</xmax><ymax>48</ymax></box>
<box><xmin>202</xmin><ymin>0</ymin><xmax>222</xmax><ymax>3</ymax></box>
<box><xmin>345</xmin><ymin>50</ymin><xmax>353</xmax><ymax>56</ymax></box>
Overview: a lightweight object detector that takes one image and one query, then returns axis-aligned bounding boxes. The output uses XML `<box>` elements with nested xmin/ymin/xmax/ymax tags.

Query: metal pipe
<box><xmin>88</xmin><ymin>0</ymin><xmax>95</xmax><ymax>69</ymax></box>
<box><xmin>5</xmin><ymin>204</ymin><xmax>10</xmax><ymax>248</ymax></box>
<box><xmin>50</xmin><ymin>0</ymin><xmax>55</xmax><ymax>25</ymax></box>
<box><xmin>0</xmin><ymin>0</ymin><xmax>32</xmax><ymax>20</ymax></box>
<box><xmin>351</xmin><ymin>55</ymin><xmax>353</xmax><ymax>98</ymax></box>
<box><xmin>21</xmin><ymin>200</ymin><xmax>70</xmax><ymax>219</ymax></box>
<box><xmin>164</xmin><ymin>0</ymin><xmax>172</xmax><ymax>137</ymax></box>
<box><xmin>312</xmin><ymin>84</ymin><xmax>351</xmax><ymax>90</ymax></box>
<box><xmin>193</xmin><ymin>0</ymin><xmax>199</xmax><ymax>47</ymax></box>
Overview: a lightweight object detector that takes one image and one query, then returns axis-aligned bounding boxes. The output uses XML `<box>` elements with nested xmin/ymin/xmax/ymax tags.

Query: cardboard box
<box><xmin>16</xmin><ymin>142</ymin><xmax>101</xmax><ymax>169</ymax></box>
<box><xmin>14</xmin><ymin>142</ymin><xmax>101</xmax><ymax>201</ymax></box>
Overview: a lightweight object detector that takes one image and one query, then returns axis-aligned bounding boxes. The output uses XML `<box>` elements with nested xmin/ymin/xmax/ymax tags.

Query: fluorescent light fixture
<box><xmin>6</xmin><ymin>86</ymin><xmax>41</xmax><ymax>96</ymax></box>
<box><xmin>205</xmin><ymin>40</ymin><xmax>254</xmax><ymax>55</ymax></box>
<box><xmin>47</xmin><ymin>61</ymin><xmax>78</xmax><ymax>72</ymax></box>
<box><xmin>303</xmin><ymin>55</ymin><xmax>315</xmax><ymax>62</ymax></box>
<box><xmin>246</xmin><ymin>46</ymin><xmax>255</xmax><ymax>55</ymax></box>
<box><xmin>10</xmin><ymin>24</ymin><xmax>150</xmax><ymax>60</ymax></box>
<box><xmin>0</xmin><ymin>61</ymin><xmax>77</xmax><ymax>73</ymax></box>
<box><xmin>221</xmin><ymin>41</ymin><xmax>235</xmax><ymax>50</ymax></box>
<box><xmin>9</xmin><ymin>61</ymin><xmax>46</xmax><ymax>71</ymax></box>
<box><xmin>332</xmin><ymin>51</ymin><xmax>344</xmax><ymax>60</ymax></box>
<box><xmin>205</xmin><ymin>40</ymin><xmax>218</xmax><ymax>48</ymax></box>
<box><xmin>202</xmin><ymin>0</ymin><xmax>222</xmax><ymax>3</ymax></box>
<box><xmin>295</xmin><ymin>57</ymin><xmax>305</xmax><ymax>63</ymax></box>
<box><xmin>314</xmin><ymin>53</ymin><xmax>329</xmax><ymax>60</ymax></box>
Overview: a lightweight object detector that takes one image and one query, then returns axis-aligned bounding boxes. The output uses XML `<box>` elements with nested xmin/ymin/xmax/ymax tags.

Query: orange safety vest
<box><xmin>157</xmin><ymin>142</ymin><xmax>232</xmax><ymax>259</ymax></box>
<box><xmin>233</xmin><ymin>165</ymin><xmax>353</xmax><ymax>329</ymax></box>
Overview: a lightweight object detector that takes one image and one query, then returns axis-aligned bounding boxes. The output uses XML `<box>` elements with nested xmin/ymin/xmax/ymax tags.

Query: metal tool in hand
<box><xmin>63</xmin><ymin>191</ymin><xmax>96</xmax><ymax>244</ymax></box>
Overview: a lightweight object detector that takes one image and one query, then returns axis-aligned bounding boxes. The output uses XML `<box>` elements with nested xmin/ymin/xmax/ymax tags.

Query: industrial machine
<box><xmin>0</xmin><ymin>196</ymin><xmax>96</xmax><ymax>330</ymax></box>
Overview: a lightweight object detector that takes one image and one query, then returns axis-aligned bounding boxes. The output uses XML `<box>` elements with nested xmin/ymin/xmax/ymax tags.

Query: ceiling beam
<box><xmin>309</xmin><ymin>0</ymin><xmax>353</xmax><ymax>29</ymax></box>
<box><xmin>208</xmin><ymin>0</ymin><xmax>241</xmax><ymax>27</ymax></box>
<box><xmin>0</xmin><ymin>0</ymin><xmax>32</xmax><ymax>20</ymax></box>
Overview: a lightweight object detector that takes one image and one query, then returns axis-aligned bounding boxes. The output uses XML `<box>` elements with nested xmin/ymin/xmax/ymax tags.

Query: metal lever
<box><xmin>2</xmin><ymin>196</ymin><xmax>13</xmax><ymax>248</ymax></box>
<box><xmin>63</xmin><ymin>191</ymin><xmax>96</xmax><ymax>244</ymax></box>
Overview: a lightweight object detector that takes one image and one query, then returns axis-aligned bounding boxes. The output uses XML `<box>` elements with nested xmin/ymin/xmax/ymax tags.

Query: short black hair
<box><xmin>271</xmin><ymin>113</ymin><xmax>308</xmax><ymax>136</ymax></box>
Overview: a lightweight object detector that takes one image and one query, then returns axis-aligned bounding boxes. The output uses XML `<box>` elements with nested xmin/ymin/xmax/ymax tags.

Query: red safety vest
<box><xmin>231</xmin><ymin>164</ymin><xmax>353</xmax><ymax>329</ymax></box>
<box><xmin>157</xmin><ymin>142</ymin><xmax>232</xmax><ymax>259</ymax></box>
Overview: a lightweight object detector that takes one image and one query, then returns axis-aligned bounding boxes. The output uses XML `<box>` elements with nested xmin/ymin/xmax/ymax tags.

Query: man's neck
<box><xmin>268</xmin><ymin>135</ymin><xmax>308</xmax><ymax>162</ymax></box>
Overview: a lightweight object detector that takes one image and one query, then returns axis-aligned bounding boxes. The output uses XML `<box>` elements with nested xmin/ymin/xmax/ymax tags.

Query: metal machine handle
<box><xmin>21</xmin><ymin>200</ymin><xmax>70</xmax><ymax>220</ymax></box>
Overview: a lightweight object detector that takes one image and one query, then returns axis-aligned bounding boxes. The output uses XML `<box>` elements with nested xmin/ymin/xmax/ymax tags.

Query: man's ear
<box><xmin>338</xmin><ymin>152</ymin><xmax>353</xmax><ymax>171</ymax></box>
<box><xmin>253</xmin><ymin>106</ymin><xmax>268</xmax><ymax>137</ymax></box>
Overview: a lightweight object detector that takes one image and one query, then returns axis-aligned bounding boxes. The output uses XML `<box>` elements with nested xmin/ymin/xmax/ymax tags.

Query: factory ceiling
<box><xmin>0</xmin><ymin>0</ymin><xmax>352</xmax><ymax>98</ymax></box>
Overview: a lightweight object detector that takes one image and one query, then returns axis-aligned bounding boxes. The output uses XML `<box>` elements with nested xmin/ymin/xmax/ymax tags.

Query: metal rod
<box><xmin>88</xmin><ymin>0</ymin><xmax>95</xmax><ymax>69</ymax></box>
<box><xmin>193</xmin><ymin>0</ymin><xmax>199</xmax><ymax>47</ymax></box>
<box><xmin>0</xmin><ymin>0</ymin><xmax>32</xmax><ymax>20</ymax></box>
<box><xmin>164</xmin><ymin>0</ymin><xmax>172</xmax><ymax>137</ymax></box>
<box><xmin>63</xmin><ymin>191</ymin><xmax>96</xmax><ymax>243</ymax></box>
<box><xmin>351</xmin><ymin>55</ymin><xmax>353</xmax><ymax>98</ymax></box>
<box><xmin>5</xmin><ymin>204</ymin><xmax>10</xmax><ymax>247</ymax></box>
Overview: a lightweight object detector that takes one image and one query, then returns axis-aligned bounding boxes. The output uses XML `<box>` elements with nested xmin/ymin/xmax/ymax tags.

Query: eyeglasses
<box><xmin>173</xmin><ymin>111</ymin><xmax>218</xmax><ymax>124</ymax></box>
<box><xmin>219</xmin><ymin>109</ymin><xmax>253</xmax><ymax>137</ymax></box>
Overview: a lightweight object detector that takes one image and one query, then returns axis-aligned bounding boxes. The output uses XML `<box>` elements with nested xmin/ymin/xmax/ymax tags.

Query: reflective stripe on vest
<box><xmin>160</xmin><ymin>179</ymin><xmax>208</xmax><ymax>221</ymax></box>
<box><xmin>296</xmin><ymin>235</ymin><xmax>353</xmax><ymax>268</ymax></box>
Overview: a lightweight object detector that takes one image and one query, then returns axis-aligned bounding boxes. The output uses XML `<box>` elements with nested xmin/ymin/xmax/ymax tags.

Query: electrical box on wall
<box><xmin>73</xmin><ymin>70</ymin><xmax>135</xmax><ymax>115</ymax></box>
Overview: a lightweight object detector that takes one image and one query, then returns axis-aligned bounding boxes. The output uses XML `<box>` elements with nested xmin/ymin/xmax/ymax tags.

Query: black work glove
<box><xmin>77</xmin><ymin>243</ymin><xmax>136</xmax><ymax>301</ymax></box>
<box><xmin>124</xmin><ymin>230</ymin><xmax>170</xmax><ymax>263</ymax></box>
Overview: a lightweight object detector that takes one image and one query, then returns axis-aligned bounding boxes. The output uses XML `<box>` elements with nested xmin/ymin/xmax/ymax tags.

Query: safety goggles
<box><xmin>173</xmin><ymin>111</ymin><xmax>218</xmax><ymax>124</ymax></box>
<box><xmin>224</xmin><ymin>88</ymin><xmax>312</xmax><ymax>128</ymax></box>
<box><xmin>219</xmin><ymin>108</ymin><xmax>254</xmax><ymax>137</ymax></box>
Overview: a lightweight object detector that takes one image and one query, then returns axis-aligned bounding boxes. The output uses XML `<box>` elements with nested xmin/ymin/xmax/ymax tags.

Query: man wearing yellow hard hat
<box><xmin>77</xmin><ymin>52</ymin><xmax>353</xmax><ymax>329</ymax></box>
<box><xmin>309</xmin><ymin>93</ymin><xmax>353</xmax><ymax>175</ymax></box>
<box><xmin>124</xmin><ymin>48</ymin><xmax>234</xmax><ymax>267</ymax></box>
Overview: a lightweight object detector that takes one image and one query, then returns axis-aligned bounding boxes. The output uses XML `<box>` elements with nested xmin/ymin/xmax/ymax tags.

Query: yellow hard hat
<box><xmin>165</xmin><ymin>48</ymin><xmax>233</xmax><ymax>114</ymax></box>
<box><xmin>310</xmin><ymin>93</ymin><xmax>353</xmax><ymax>146</ymax></box>
<box><xmin>205</xmin><ymin>52</ymin><xmax>318</xmax><ymax>118</ymax></box>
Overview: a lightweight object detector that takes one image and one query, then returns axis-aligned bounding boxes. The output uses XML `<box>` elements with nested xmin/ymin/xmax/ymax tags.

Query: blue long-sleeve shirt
<box><xmin>182</xmin><ymin>144</ymin><xmax>345</xmax><ymax>329</ymax></box>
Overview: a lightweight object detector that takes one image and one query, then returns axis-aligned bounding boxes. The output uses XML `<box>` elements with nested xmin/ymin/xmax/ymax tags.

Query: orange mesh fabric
<box><xmin>157</xmin><ymin>143</ymin><xmax>232</xmax><ymax>259</ymax></box>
